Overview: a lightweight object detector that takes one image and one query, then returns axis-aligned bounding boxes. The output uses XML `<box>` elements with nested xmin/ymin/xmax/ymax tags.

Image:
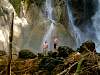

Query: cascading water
<box><xmin>42</xmin><ymin>0</ymin><xmax>55</xmax><ymax>51</ymax></box>
<box><xmin>66</xmin><ymin>0</ymin><xmax>84</xmax><ymax>48</ymax></box>
<box><xmin>92</xmin><ymin>0</ymin><xmax>100</xmax><ymax>52</ymax></box>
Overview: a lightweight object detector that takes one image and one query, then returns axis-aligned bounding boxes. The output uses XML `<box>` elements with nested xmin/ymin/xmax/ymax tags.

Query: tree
<box><xmin>7</xmin><ymin>12</ymin><xmax>14</xmax><ymax>75</ymax></box>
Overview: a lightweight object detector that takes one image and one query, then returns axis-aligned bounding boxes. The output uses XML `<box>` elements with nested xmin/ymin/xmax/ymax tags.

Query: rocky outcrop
<box><xmin>77</xmin><ymin>40</ymin><xmax>96</xmax><ymax>54</ymax></box>
<box><xmin>71</xmin><ymin>0</ymin><xmax>98</xmax><ymax>26</ymax></box>
<box><xmin>54</xmin><ymin>0</ymin><xmax>68</xmax><ymax>28</ymax></box>
<box><xmin>67</xmin><ymin>0</ymin><xmax>98</xmax><ymax>42</ymax></box>
<box><xmin>18</xmin><ymin>49</ymin><xmax>37</xmax><ymax>59</ymax></box>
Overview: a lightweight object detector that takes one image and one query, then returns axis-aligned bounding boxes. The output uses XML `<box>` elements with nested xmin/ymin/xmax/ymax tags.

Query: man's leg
<box><xmin>45</xmin><ymin>49</ymin><xmax>48</xmax><ymax>56</ymax></box>
<box><xmin>43</xmin><ymin>49</ymin><xmax>46</xmax><ymax>56</ymax></box>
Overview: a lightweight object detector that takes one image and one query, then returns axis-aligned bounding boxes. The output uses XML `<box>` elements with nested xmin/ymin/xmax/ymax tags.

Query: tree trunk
<box><xmin>7</xmin><ymin>12</ymin><xmax>14</xmax><ymax>75</ymax></box>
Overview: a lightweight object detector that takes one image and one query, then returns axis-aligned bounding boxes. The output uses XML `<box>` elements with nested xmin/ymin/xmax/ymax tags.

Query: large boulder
<box><xmin>39</xmin><ymin>57</ymin><xmax>64</xmax><ymax>72</ymax></box>
<box><xmin>48</xmin><ymin>51</ymin><xmax>58</xmax><ymax>58</ymax></box>
<box><xmin>18</xmin><ymin>49</ymin><xmax>37</xmax><ymax>59</ymax></box>
<box><xmin>58</xmin><ymin>46</ymin><xmax>75</xmax><ymax>58</ymax></box>
<box><xmin>78</xmin><ymin>40</ymin><xmax>96</xmax><ymax>53</ymax></box>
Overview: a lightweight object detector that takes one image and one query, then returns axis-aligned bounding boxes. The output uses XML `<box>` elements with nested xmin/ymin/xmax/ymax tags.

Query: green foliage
<box><xmin>18</xmin><ymin>49</ymin><xmax>37</xmax><ymax>59</ymax></box>
<box><xmin>9</xmin><ymin>0</ymin><xmax>21</xmax><ymax>16</ymax></box>
<box><xmin>75</xmin><ymin>58</ymin><xmax>84</xmax><ymax>75</ymax></box>
<box><xmin>9</xmin><ymin>0</ymin><xmax>45</xmax><ymax>16</ymax></box>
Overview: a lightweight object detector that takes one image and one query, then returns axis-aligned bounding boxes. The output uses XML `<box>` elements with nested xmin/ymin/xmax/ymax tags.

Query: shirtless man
<box><xmin>54</xmin><ymin>37</ymin><xmax>59</xmax><ymax>50</ymax></box>
<box><xmin>43</xmin><ymin>41</ymin><xmax>48</xmax><ymax>56</ymax></box>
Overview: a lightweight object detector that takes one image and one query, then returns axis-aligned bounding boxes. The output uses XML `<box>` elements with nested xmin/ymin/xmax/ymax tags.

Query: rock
<box><xmin>58</xmin><ymin>46</ymin><xmax>75</xmax><ymax>58</ymax></box>
<box><xmin>79</xmin><ymin>54</ymin><xmax>99</xmax><ymax>75</ymax></box>
<box><xmin>78</xmin><ymin>40</ymin><xmax>96</xmax><ymax>53</ymax></box>
<box><xmin>48</xmin><ymin>51</ymin><xmax>58</xmax><ymax>58</ymax></box>
<box><xmin>39</xmin><ymin>57</ymin><xmax>64</xmax><ymax>72</ymax></box>
<box><xmin>38</xmin><ymin>53</ymin><xmax>44</xmax><ymax>58</ymax></box>
<box><xmin>18</xmin><ymin>49</ymin><xmax>37</xmax><ymax>59</ymax></box>
<box><xmin>51</xmin><ymin>64</ymin><xmax>65</xmax><ymax>75</ymax></box>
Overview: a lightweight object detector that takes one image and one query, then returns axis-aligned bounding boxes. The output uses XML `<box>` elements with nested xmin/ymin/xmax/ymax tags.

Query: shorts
<box><xmin>54</xmin><ymin>43</ymin><xmax>57</xmax><ymax>49</ymax></box>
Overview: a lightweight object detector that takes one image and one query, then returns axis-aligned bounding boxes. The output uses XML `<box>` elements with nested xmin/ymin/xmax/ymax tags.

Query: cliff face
<box><xmin>71</xmin><ymin>0</ymin><xmax>98</xmax><ymax>27</ymax></box>
<box><xmin>69</xmin><ymin>0</ymin><xmax>98</xmax><ymax>41</ymax></box>
<box><xmin>0</xmin><ymin>0</ymin><xmax>97</xmax><ymax>52</ymax></box>
<box><xmin>0</xmin><ymin>0</ymin><xmax>75</xmax><ymax>52</ymax></box>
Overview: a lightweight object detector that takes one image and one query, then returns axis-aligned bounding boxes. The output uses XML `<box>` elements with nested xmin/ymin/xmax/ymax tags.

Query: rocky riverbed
<box><xmin>0</xmin><ymin>40</ymin><xmax>100</xmax><ymax>75</ymax></box>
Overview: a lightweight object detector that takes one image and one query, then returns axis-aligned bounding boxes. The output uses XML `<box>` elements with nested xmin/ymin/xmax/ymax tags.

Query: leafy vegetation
<box><xmin>9</xmin><ymin>0</ymin><xmax>21</xmax><ymax>16</ymax></box>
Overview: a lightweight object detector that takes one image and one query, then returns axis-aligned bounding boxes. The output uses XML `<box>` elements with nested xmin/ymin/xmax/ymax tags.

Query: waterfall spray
<box><xmin>41</xmin><ymin>0</ymin><xmax>55</xmax><ymax>51</ymax></box>
<box><xmin>92</xmin><ymin>0</ymin><xmax>100</xmax><ymax>52</ymax></box>
<box><xmin>66</xmin><ymin>0</ymin><xmax>83</xmax><ymax>48</ymax></box>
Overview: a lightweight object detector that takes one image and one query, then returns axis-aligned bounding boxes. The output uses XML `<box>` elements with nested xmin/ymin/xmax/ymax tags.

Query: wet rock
<box><xmin>48</xmin><ymin>51</ymin><xmax>58</xmax><ymax>58</ymax></box>
<box><xmin>78</xmin><ymin>40</ymin><xmax>96</xmax><ymax>53</ymax></box>
<box><xmin>18</xmin><ymin>49</ymin><xmax>37</xmax><ymax>59</ymax></box>
<box><xmin>58</xmin><ymin>46</ymin><xmax>75</xmax><ymax>58</ymax></box>
<box><xmin>39</xmin><ymin>57</ymin><xmax>64</xmax><ymax>72</ymax></box>
<box><xmin>38</xmin><ymin>53</ymin><xmax>44</xmax><ymax>58</ymax></box>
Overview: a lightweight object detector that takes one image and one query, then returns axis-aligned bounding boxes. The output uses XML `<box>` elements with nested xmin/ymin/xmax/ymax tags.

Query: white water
<box><xmin>66</xmin><ymin>0</ymin><xmax>84</xmax><ymax>48</ymax></box>
<box><xmin>42</xmin><ymin>0</ymin><xmax>55</xmax><ymax>51</ymax></box>
<box><xmin>92</xmin><ymin>0</ymin><xmax>100</xmax><ymax>52</ymax></box>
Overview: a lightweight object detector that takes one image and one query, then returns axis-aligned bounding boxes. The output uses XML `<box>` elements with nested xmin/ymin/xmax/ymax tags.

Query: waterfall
<box><xmin>41</xmin><ymin>0</ymin><xmax>55</xmax><ymax>51</ymax></box>
<box><xmin>66</xmin><ymin>0</ymin><xmax>84</xmax><ymax>48</ymax></box>
<box><xmin>92</xmin><ymin>0</ymin><xmax>100</xmax><ymax>52</ymax></box>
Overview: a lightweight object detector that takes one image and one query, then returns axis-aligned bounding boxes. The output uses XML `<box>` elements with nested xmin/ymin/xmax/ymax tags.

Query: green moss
<box><xmin>9</xmin><ymin>0</ymin><xmax>21</xmax><ymax>16</ymax></box>
<box><xmin>9</xmin><ymin>0</ymin><xmax>46</xmax><ymax>16</ymax></box>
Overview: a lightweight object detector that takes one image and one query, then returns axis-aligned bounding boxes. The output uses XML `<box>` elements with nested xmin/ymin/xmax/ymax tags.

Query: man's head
<box><xmin>45</xmin><ymin>40</ymin><xmax>47</xmax><ymax>43</ymax></box>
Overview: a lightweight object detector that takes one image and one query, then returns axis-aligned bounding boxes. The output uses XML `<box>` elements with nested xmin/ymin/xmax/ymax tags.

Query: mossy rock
<box><xmin>78</xmin><ymin>40</ymin><xmax>96</xmax><ymax>53</ymax></box>
<box><xmin>38</xmin><ymin>53</ymin><xmax>44</xmax><ymax>58</ymax></box>
<box><xmin>58</xmin><ymin>46</ymin><xmax>75</xmax><ymax>58</ymax></box>
<box><xmin>18</xmin><ymin>49</ymin><xmax>37</xmax><ymax>59</ymax></box>
<box><xmin>48</xmin><ymin>51</ymin><xmax>58</xmax><ymax>58</ymax></box>
<box><xmin>39</xmin><ymin>57</ymin><xmax>64</xmax><ymax>72</ymax></box>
